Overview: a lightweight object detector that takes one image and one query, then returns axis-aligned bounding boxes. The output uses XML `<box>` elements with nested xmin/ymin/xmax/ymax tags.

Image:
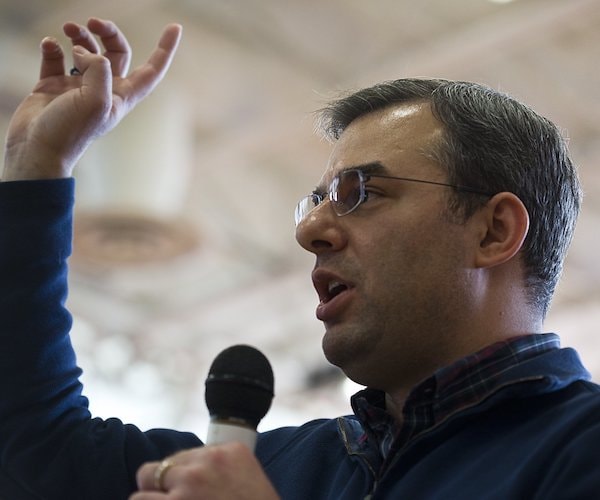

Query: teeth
<box><xmin>328</xmin><ymin>281</ymin><xmax>347</xmax><ymax>297</ymax></box>
<box><xmin>328</xmin><ymin>281</ymin><xmax>342</xmax><ymax>294</ymax></box>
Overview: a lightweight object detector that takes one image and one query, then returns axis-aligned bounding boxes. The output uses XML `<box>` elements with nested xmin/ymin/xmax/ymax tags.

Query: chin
<box><xmin>322</xmin><ymin>344</ymin><xmax>365</xmax><ymax>385</ymax></box>
<box><xmin>321</xmin><ymin>340</ymin><xmax>348</xmax><ymax>372</ymax></box>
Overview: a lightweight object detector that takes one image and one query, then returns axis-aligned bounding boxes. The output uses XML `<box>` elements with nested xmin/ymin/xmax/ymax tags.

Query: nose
<box><xmin>295</xmin><ymin>200</ymin><xmax>347</xmax><ymax>254</ymax></box>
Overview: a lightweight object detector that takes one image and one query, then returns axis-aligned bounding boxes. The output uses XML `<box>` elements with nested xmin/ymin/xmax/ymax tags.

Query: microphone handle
<box><xmin>206</xmin><ymin>419</ymin><xmax>258</xmax><ymax>450</ymax></box>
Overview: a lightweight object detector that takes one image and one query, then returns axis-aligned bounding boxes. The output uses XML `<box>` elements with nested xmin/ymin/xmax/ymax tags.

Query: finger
<box><xmin>129</xmin><ymin>493</ymin><xmax>166</xmax><ymax>500</ymax></box>
<box><xmin>136</xmin><ymin>461</ymin><xmax>164</xmax><ymax>492</ymax></box>
<box><xmin>71</xmin><ymin>45</ymin><xmax>112</xmax><ymax>112</ymax></box>
<box><xmin>124</xmin><ymin>23</ymin><xmax>182</xmax><ymax>103</ymax></box>
<box><xmin>39</xmin><ymin>37</ymin><xmax>66</xmax><ymax>79</ymax></box>
<box><xmin>166</xmin><ymin>446</ymin><xmax>207</xmax><ymax>465</ymax></box>
<box><xmin>136</xmin><ymin>456</ymin><xmax>189</xmax><ymax>493</ymax></box>
<box><xmin>86</xmin><ymin>17</ymin><xmax>132</xmax><ymax>77</ymax></box>
<box><xmin>63</xmin><ymin>22</ymin><xmax>101</xmax><ymax>54</ymax></box>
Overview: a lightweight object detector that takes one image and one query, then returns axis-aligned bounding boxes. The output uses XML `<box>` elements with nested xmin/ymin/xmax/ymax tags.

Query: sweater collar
<box><xmin>349</xmin><ymin>333</ymin><xmax>589</xmax><ymax>464</ymax></box>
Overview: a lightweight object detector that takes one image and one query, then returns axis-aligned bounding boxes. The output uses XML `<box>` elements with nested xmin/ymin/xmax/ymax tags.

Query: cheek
<box><xmin>366</xmin><ymin>218</ymin><xmax>466</xmax><ymax>295</ymax></box>
<box><xmin>371</xmin><ymin>217</ymin><xmax>437</xmax><ymax>266</ymax></box>
<box><xmin>352</xmin><ymin>197</ymin><xmax>467</xmax><ymax>282</ymax></box>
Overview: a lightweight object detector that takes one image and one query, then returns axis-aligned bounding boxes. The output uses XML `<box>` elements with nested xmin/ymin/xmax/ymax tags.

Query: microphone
<box><xmin>205</xmin><ymin>344</ymin><xmax>274</xmax><ymax>450</ymax></box>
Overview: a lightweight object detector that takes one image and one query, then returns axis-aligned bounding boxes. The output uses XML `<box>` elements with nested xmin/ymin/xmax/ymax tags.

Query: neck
<box><xmin>385</xmin><ymin>392</ymin><xmax>405</xmax><ymax>425</ymax></box>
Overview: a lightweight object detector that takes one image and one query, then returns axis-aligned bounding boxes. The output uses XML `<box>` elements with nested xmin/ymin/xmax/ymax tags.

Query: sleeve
<box><xmin>0</xmin><ymin>179</ymin><xmax>202</xmax><ymax>500</ymax></box>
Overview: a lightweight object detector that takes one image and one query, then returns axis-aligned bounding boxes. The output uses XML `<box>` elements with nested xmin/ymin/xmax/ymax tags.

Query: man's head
<box><xmin>295</xmin><ymin>79</ymin><xmax>581</xmax><ymax>391</ymax></box>
<box><xmin>315</xmin><ymin>78</ymin><xmax>581</xmax><ymax>317</ymax></box>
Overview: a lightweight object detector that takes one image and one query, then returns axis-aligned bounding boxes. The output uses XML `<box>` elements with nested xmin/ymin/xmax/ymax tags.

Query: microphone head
<box><xmin>205</xmin><ymin>345</ymin><xmax>274</xmax><ymax>428</ymax></box>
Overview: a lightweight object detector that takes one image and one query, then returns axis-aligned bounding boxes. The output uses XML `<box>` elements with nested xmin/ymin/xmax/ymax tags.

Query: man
<box><xmin>1</xmin><ymin>18</ymin><xmax>598</xmax><ymax>500</ymax></box>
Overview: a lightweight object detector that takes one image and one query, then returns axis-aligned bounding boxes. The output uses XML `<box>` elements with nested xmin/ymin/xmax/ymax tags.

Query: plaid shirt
<box><xmin>351</xmin><ymin>333</ymin><xmax>561</xmax><ymax>473</ymax></box>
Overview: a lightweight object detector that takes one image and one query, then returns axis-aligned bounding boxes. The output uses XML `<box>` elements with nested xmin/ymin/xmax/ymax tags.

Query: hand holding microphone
<box><xmin>131</xmin><ymin>345</ymin><xmax>279</xmax><ymax>499</ymax></box>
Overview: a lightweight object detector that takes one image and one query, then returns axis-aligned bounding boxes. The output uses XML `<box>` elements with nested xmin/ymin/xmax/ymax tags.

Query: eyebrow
<box><xmin>313</xmin><ymin>161</ymin><xmax>389</xmax><ymax>193</ymax></box>
<box><xmin>346</xmin><ymin>162</ymin><xmax>389</xmax><ymax>175</ymax></box>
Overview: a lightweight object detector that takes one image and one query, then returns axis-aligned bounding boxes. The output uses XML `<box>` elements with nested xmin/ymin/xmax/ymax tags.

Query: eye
<box><xmin>362</xmin><ymin>183</ymin><xmax>384</xmax><ymax>201</ymax></box>
<box><xmin>310</xmin><ymin>192</ymin><xmax>324</xmax><ymax>207</ymax></box>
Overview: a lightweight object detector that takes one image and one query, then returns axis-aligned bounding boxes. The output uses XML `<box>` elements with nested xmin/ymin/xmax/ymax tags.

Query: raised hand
<box><xmin>2</xmin><ymin>18</ymin><xmax>182</xmax><ymax>182</ymax></box>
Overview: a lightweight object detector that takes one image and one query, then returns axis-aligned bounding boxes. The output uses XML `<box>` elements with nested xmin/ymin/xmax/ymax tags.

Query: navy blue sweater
<box><xmin>1</xmin><ymin>179</ymin><xmax>600</xmax><ymax>499</ymax></box>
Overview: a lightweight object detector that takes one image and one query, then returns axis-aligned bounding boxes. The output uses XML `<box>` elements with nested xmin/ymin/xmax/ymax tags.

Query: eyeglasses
<box><xmin>294</xmin><ymin>168</ymin><xmax>493</xmax><ymax>226</ymax></box>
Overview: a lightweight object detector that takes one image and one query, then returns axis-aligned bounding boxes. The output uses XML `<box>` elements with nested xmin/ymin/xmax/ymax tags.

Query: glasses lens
<box><xmin>331</xmin><ymin>170</ymin><xmax>363</xmax><ymax>216</ymax></box>
<box><xmin>295</xmin><ymin>194</ymin><xmax>320</xmax><ymax>225</ymax></box>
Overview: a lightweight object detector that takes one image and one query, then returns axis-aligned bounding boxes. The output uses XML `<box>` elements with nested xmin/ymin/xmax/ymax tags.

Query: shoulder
<box><xmin>256</xmin><ymin>416</ymin><xmax>357</xmax><ymax>464</ymax></box>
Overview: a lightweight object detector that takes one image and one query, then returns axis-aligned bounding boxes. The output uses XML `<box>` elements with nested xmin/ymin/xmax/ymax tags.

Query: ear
<box><xmin>473</xmin><ymin>192</ymin><xmax>530</xmax><ymax>269</ymax></box>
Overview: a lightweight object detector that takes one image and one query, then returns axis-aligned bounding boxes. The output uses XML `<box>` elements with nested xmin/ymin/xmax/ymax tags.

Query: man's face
<box><xmin>295</xmin><ymin>102</ymin><xmax>478</xmax><ymax>393</ymax></box>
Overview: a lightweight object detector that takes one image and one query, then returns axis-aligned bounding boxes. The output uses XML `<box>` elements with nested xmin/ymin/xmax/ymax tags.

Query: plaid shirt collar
<box><xmin>351</xmin><ymin>333</ymin><xmax>561</xmax><ymax>465</ymax></box>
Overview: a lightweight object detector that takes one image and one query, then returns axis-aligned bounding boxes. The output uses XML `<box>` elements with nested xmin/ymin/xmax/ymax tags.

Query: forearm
<box><xmin>0</xmin><ymin>178</ymin><xmax>88</xmax><ymax>452</ymax></box>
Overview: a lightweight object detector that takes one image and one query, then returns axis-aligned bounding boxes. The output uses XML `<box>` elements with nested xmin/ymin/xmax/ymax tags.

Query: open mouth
<box><xmin>313</xmin><ymin>272</ymin><xmax>354</xmax><ymax>322</ymax></box>
<box><xmin>312</xmin><ymin>269</ymin><xmax>352</xmax><ymax>304</ymax></box>
<box><xmin>325</xmin><ymin>281</ymin><xmax>349</xmax><ymax>303</ymax></box>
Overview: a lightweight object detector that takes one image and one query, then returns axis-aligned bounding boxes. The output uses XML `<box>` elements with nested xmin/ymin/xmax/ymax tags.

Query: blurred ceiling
<box><xmin>1</xmin><ymin>0</ymin><xmax>599</xmax><ymax>436</ymax></box>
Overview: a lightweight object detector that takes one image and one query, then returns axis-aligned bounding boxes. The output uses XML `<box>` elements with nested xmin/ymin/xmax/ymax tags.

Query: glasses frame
<box><xmin>294</xmin><ymin>168</ymin><xmax>494</xmax><ymax>226</ymax></box>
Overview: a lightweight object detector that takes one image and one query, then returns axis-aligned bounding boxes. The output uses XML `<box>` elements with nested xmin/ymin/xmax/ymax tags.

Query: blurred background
<box><xmin>1</xmin><ymin>0</ymin><xmax>599</xmax><ymax>439</ymax></box>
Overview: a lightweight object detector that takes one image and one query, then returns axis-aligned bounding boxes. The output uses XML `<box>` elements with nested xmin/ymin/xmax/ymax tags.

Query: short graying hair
<box><xmin>316</xmin><ymin>78</ymin><xmax>581</xmax><ymax>316</ymax></box>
